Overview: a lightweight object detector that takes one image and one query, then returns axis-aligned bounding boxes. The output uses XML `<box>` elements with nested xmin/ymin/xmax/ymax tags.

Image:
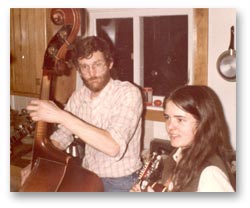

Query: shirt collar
<box><xmin>172</xmin><ymin>147</ymin><xmax>183</xmax><ymax>163</ymax></box>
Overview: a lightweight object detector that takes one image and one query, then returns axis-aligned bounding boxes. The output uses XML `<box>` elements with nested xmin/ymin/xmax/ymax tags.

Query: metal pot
<box><xmin>216</xmin><ymin>26</ymin><xmax>236</xmax><ymax>81</ymax></box>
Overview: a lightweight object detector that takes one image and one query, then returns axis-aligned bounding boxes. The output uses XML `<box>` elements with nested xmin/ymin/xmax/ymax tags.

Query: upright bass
<box><xmin>19</xmin><ymin>8</ymin><xmax>103</xmax><ymax>192</ymax></box>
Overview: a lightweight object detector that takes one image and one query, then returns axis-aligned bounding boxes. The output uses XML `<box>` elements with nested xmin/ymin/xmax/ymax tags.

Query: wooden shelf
<box><xmin>144</xmin><ymin>108</ymin><xmax>165</xmax><ymax>122</ymax></box>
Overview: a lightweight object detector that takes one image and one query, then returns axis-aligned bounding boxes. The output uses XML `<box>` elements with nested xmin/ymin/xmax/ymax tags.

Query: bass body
<box><xmin>20</xmin><ymin>8</ymin><xmax>103</xmax><ymax>192</ymax></box>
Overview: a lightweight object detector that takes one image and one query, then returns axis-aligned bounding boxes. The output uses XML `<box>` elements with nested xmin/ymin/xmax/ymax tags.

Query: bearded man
<box><xmin>26</xmin><ymin>36</ymin><xmax>143</xmax><ymax>192</ymax></box>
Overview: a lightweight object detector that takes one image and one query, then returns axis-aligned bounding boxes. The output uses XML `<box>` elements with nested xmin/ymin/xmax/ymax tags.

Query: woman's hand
<box><xmin>130</xmin><ymin>183</ymin><xmax>142</xmax><ymax>192</ymax></box>
<box><xmin>130</xmin><ymin>183</ymin><xmax>155</xmax><ymax>192</ymax></box>
<box><xmin>26</xmin><ymin>100</ymin><xmax>63</xmax><ymax>123</ymax></box>
<box><xmin>146</xmin><ymin>185</ymin><xmax>155</xmax><ymax>192</ymax></box>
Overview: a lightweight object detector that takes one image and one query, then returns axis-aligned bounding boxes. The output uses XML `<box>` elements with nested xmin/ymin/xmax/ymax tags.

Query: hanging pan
<box><xmin>216</xmin><ymin>26</ymin><xmax>236</xmax><ymax>81</ymax></box>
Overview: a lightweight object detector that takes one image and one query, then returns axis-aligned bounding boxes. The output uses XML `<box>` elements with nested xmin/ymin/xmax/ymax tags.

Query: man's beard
<box><xmin>82</xmin><ymin>71</ymin><xmax>111</xmax><ymax>93</ymax></box>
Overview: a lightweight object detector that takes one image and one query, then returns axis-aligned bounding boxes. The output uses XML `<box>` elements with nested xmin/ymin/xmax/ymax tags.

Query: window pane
<box><xmin>143</xmin><ymin>15</ymin><xmax>188</xmax><ymax>97</ymax></box>
<box><xmin>96</xmin><ymin>18</ymin><xmax>133</xmax><ymax>83</ymax></box>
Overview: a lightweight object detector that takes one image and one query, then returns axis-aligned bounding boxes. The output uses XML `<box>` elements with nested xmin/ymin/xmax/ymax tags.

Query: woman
<box><xmin>131</xmin><ymin>85</ymin><xmax>235</xmax><ymax>192</ymax></box>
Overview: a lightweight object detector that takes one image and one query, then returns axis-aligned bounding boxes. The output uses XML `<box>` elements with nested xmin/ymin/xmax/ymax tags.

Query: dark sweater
<box><xmin>159</xmin><ymin>150</ymin><xmax>232</xmax><ymax>192</ymax></box>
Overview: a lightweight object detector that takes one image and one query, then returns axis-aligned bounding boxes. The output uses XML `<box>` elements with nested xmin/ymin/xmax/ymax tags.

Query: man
<box><xmin>27</xmin><ymin>36</ymin><xmax>143</xmax><ymax>192</ymax></box>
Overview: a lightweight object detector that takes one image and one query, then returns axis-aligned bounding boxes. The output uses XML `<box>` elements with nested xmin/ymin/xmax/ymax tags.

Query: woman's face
<box><xmin>164</xmin><ymin>100</ymin><xmax>198</xmax><ymax>148</ymax></box>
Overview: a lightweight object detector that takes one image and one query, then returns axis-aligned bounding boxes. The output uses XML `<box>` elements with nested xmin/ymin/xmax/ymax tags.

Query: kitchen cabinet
<box><xmin>10</xmin><ymin>8</ymin><xmax>77</xmax><ymax>104</ymax></box>
<box><xmin>10</xmin><ymin>8</ymin><xmax>47</xmax><ymax>97</ymax></box>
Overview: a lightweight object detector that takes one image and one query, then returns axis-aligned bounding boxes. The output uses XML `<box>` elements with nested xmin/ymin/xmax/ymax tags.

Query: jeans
<box><xmin>101</xmin><ymin>171</ymin><xmax>139</xmax><ymax>192</ymax></box>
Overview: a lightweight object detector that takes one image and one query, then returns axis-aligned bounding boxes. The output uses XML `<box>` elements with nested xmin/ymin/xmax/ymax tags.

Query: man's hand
<box><xmin>27</xmin><ymin>100</ymin><xmax>62</xmax><ymax>123</ymax></box>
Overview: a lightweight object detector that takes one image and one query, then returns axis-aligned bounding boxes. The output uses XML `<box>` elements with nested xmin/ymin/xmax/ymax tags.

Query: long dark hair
<box><xmin>164</xmin><ymin>85</ymin><xmax>235</xmax><ymax>191</ymax></box>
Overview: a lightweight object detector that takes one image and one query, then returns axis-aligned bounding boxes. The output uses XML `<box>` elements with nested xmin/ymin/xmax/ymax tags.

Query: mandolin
<box><xmin>19</xmin><ymin>9</ymin><xmax>103</xmax><ymax>192</ymax></box>
<box><xmin>136</xmin><ymin>151</ymin><xmax>173</xmax><ymax>192</ymax></box>
<box><xmin>137</xmin><ymin>152</ymin><xmax>163</xmax><ymax>191</ymax></box>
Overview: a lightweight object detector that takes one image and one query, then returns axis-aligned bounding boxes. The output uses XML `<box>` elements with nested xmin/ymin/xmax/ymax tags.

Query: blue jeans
<box><xmin>101</xmin><ymin>171</ymin><xmax>138</xmax><ymax>192</ymax></box>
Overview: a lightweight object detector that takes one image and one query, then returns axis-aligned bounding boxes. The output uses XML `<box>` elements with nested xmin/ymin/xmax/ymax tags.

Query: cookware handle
<box><xmin>229</xmin><ymin>26</ymin><xmax>235</xmax><ymax>50</ymax></box>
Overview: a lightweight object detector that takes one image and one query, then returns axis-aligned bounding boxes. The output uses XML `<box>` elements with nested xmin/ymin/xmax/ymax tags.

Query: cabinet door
<box><xmin>10</xmin><ymin>9</ymin><xmax>47</xmax><ymax>97</ymax></box>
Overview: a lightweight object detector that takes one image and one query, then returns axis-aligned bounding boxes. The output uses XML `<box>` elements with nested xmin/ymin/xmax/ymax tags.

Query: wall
<box><xmin>208</xmin><ymin>8</ymin><xmax>236</xmax><ymax>150</ymax></box>
<box><xmin>10</xmin><ymin>95</ymin><xmax>33</xmax><ymax>112</ymax></box>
